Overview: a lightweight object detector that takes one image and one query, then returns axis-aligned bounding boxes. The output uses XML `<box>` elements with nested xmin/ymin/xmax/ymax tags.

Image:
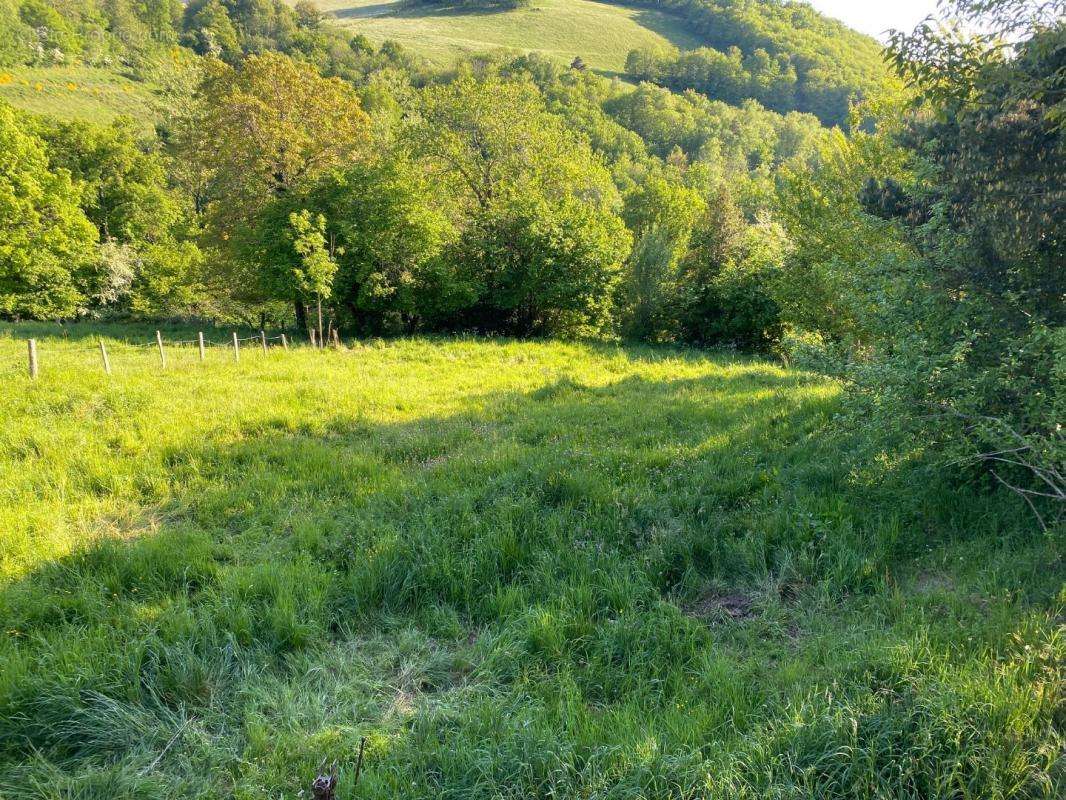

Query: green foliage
<box><xmin>181</xmin><ymin>52</ymin><xmax>372</xmax><ymax>228</ymax></box>
<box><xmin>32</xmin><ymin>116</ymin><xmax>189</xmax><ymax>244</ymax></box>
<box><xmin>0</xmin><ymin>101</ymin><xmax>98</xmax><ymax>319</ymax></box>
<box><xmin>322</xmin><ymin>157</ymin><xmax>461</xmax><ymax>334</ymax></box>
<box><xmin>455</xmin><ymin>193</ymin><xmax>631</xmax><ymax>336</ymax></box>
<box><xmin>618</xmin><ymin>171</ymin><xmax>706</xmax><ymax>340</ymax></box>
<box><xmin>626</xmin><ymin>44</ymin><xmax>799</xmax><ymax>116</ymax></box>
<box><xmin>286</xmin><ymin>210</ymin><xmax>338</xmax><ymax>302</ymax></box>
<box><xmin>181</xmin><ymin>0</ymin><xmax>240</xmax><ymax>61</ymax></box>
<box><xmin>618</xmin><ymin>0</ymin><xmax>889</xmax><ymax>126</ymax></box>
<box><xmin>399</xmin><ymin>74</ymin><xmax>632</xmax><ymax>336</ymax></box>
<box><xmin>774</xmin><ymin>1</ymin><xmax>1065</xmax><ymax>524</ymax></box>
<box><xmin>0</xmin><ymin>0</ymin><xmax>33</xmax><ymax>67</ymax></box>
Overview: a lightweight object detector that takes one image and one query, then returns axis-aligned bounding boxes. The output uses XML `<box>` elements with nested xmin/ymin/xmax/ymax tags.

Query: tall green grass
<box><xmin>0</xmin><ymin>322</ymin><xmax>1061</xmax><ymax>799</ymax></box>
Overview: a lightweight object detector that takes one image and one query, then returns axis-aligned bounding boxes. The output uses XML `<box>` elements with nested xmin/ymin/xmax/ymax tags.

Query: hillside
<box><xmin>312</xmin><ymin>0</ymin><xmax>706</xmax><ymax>72</ymax></box>
<box><xmin>311</xmin><ymin>0</ymin><xmax>887</xmax><ymax>123</ymax></box>
<box><xmin>0</xmin><ymin>65</ymin><xmax>159</xmax><ymax>128</ymax></box>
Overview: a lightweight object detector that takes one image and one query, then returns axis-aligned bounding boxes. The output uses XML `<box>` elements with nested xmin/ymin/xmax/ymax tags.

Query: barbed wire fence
<box><xmin>16</xmin><ymin>328</ymin><xmax>345</xmax><ymax>380</ymax></box>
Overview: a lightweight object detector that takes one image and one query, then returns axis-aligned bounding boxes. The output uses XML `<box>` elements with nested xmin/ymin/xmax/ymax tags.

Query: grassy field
<box><xmin>0</xmin><ymin>65</ymin><xmax>159</xmax><ymax>128</ymax></box>
<box><xmin>313</xmin><ymin>0</ymin><xmax>704</xmax><ymax>72</ymax></box>
<box><xmin>0</xmin><ymin>322</ymin><xmax>1061</xmax><ymax>799</ymax></box>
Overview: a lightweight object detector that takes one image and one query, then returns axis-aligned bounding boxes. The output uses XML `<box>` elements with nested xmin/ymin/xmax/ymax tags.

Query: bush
<box><xmin>678</xmin><ymin>219</ymin><xmax>788</xmax><ymax>350</ymax></box>
<box><xmin>454</xmin><ymin>194</ymin><xmax>631</xmax><ymax>338</ymax></box>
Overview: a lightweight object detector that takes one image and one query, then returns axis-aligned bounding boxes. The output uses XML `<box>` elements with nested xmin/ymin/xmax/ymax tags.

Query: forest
<box><xmin>0</xmin><ymin>0</ymin><xmax>1063</xmax><ymax>795</ymax></box>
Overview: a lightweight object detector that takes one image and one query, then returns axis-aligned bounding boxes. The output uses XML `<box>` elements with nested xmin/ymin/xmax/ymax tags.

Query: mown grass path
<box><xmin>0</xmin><ymin>323</ymin><xmax>1061</xmax><ymax>799</ymax></box>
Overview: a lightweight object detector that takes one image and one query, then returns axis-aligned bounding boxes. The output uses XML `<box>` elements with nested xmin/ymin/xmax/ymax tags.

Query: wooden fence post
<box><xmin>27</xmin><ymin>339</ymin><xmax>38</xmax><ymax>379</ymax></box>
<box><xmin>260</xmin><ymin>330</ymin><xmax>268</xmax><ymax>353</ymax></box>
<box><xmin>99</xmin><ymin>338</ymin><xmax>111</xmax><ymax>375</ymax></box>
<box><xmin>310</xmin><ymin>329</ymin><xmax>317</xmax><ymax>349</ymax></box>
<box><xmin>155</xmin><ymin>331</ymin><xmax>166</xmax><ymax>369</ymax></box>
<box><xmin>232</xmin><ymin>332</ymin><xmax>240</xmax><ymax>362</ymax></box>
<box><xmin>280</xmin><ymin>333</ymin><xmax>288</xmax><ymax>350</ymax></box>
<box><xmin>198</xmin><ymin>332</ymin><xmax>206</xmax><ymax>362</ymax></box>
<box><xmin>332</xmin><ymin>329</ymin><xmax>341</xmax><ymax>349</ymax></box>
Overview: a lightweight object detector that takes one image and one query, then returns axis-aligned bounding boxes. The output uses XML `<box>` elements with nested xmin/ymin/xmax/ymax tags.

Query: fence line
<box><xmin>18</xmin><ymin>329</ymin><xmax>336</xmax><ymax>379</ymax></box>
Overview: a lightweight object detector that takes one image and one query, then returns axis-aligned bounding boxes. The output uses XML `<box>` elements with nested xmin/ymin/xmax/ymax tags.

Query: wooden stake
<box><xmin>280</xmin><ymin>333</ymin><xmax>288</xmax><ymax>350</ymax></box>
<box><xmin>156</xmin><ymin>330</ymin><xmax>166</xmax><ymax>368</ymax></box>
<box><xmin>260</xmin><ymin>330</ymin><xmax>268</xmax><ymax>353</ymax></box>
<box><xmin>99</xmin><ymin>338</ymin><xmax>111</xmax><ymax>375</ymax></box>
<box><xmin>232</xmin><ymin>332</ymin><xmax>240</xmax><ymax>361</ymax></box>
<box><xmin>198</xmin><ymin>332</ymin><xmax>206</xmax><ymax>362</ymax></box>
<box><xmin>332</xmin><ymin>329</ymin><xmax>341</xmax><ymax>349</ymax></box>
<box><xmin>27</xmin><ymin>338</ymin><xmax>38</xmax><ymax>379</ymax></box>
<box><xmin>310</xmin><ymin>328</ymin><xmax>317</xmax><ymax>349</ymax></box>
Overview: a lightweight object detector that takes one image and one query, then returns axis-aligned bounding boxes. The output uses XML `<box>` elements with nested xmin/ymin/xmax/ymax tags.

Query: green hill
<box><xmin>0</xmin><ymin>65</ymin><xmax>159</xmax><ymax>128</ymax></box>
<box><xmin>312</xmin><ymin>0</ymin><xmax>705</xmax><ymax>72</ymax></box>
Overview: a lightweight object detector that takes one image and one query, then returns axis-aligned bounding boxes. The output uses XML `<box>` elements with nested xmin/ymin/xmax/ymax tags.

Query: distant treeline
<box><xmin>618</xmin><ymin>0</ymin><xmax>887</xmax><ymax>126</ymax></box>
<box><xmin>0</xmin><ymin>0</ymin><xmax>423</xmax><ymax>83</ymax></box>
<box><xmin>396</xmin><ymin>0</ymin><xmax>889</xmax><ymax>126</ymax></box>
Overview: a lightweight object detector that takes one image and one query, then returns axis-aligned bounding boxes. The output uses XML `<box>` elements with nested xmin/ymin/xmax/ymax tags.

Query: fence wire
<box><xmin>5</xmin><ymin>331</ymin><xmax>332</xmax><ymax>379</ymax></box>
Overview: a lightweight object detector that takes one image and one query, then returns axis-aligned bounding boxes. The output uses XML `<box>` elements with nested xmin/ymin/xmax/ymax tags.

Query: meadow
<box><xmin>311</xmin><ymin>0</ymin><xmax>704</xmax><ymax>72</ymax></box>
<box><xmin>0</xmin><ymin>322</ymin><xmax>1061</xmax><ymax>798</ymax></box>
<box><xmin>0</xmin><ymin>65</ymin><xmax>159</xmax><ymax>127</ymax></box>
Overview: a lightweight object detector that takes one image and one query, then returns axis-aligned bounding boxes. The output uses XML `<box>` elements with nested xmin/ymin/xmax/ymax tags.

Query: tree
<box><xmin>287</xmin><ymin>210</ymin><xmax>338</xmax><ymax>342</ymax></box>
<box><xmin>406</xmin><ymin>75</ymin><xmax>620</xmax><ymax>214</ymax></box>
<box><xmin>405</xmin><ymin>74</ymin><xmax>631</xmax><ymax>336</ymax></box>
<box><xmin>324</xmin><ymin>156</ymin><xmax>461</xmax><ymax>334</ymax></box>
<box><xmin>618</xmin><ymin>172</ymin><xmax>706</xmax><ymax>340</ymax></box>
<box><xmin>179</xmin><ymin>52</ymin><xmax>371</xmax><ymax>323</ymax></box>
<box><xmin>876</xmin><ymin>0</ymin><xmax>1065</xmax><ymax>520</ymax></box>
<box><xmin>0</xmin><ymin>102</ymin><xmax>98</xmax><ymax>319</ymax></box>
<box><xmin>456</xmin><ymin>193</ymin><xmax>631</xmax><ymax>337</ymax></box>
<box><xmin>181</xmin><ymin>0</ymin><xmax>240</xmax><ymax>61</ymax></box>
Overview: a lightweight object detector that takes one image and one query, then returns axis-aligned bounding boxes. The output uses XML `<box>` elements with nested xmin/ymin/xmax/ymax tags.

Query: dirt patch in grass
<box><xmin>684</xmin><ymin>591</ymin><xmax>755</xmax><ymax>622</ymax></box>
<box><xmin>914</xmin><ymin>572</ymin><xmax>955</xmax><ymax>594</ymax></box>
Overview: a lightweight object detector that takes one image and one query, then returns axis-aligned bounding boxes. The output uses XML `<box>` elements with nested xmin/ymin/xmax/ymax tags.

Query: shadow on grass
<box><xmin>330</xmin><ymin>1</ymin><xmax>517</xmax><ymax>22</ymax></box>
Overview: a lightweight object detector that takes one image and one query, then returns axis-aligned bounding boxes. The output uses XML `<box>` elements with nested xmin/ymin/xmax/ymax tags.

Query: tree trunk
<box><xmin>294</xmin><ymin>297</ymin><xmax>307</xmax><ymax>331</ymax></box>
<box><xmin>316</xmin><ymin>295</ymin><xmax>324</xmax><ymax>349</ymax></box>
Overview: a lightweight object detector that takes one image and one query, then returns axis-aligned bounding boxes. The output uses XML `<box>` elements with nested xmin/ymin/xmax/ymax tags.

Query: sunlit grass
<box><xmin>310</xmin><ymin>0</ymin><xmax>704</xmax><ymax>72</ymax></box>
<box><xmin>0</xmin><ymin>65</ymin><xmax>158</xmax><ymax>128</ymax></box>
<box><xmin>0</xmin><ymin>322</ymin><xmax>1061</xmax><ymax>799</ymax></box>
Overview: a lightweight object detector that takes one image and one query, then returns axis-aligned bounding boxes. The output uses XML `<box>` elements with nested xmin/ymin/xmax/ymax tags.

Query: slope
<box><xmin>313</xmin><ymin>0</ymin><xmax>706</xmax><ymax>72</ymax></box>
<box><xmin>0</xmin><ymin>65</ymin><xmax>159</xmax><ymax>129</ymax></box>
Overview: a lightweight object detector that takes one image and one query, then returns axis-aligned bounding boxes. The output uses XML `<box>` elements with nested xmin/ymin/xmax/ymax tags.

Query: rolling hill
<box><xmin>0</xmin><ymin>65</ymin><xmax>159</xmax><ymax>128</ymax></box>
<box><xmin>312</xmin><ymin>0</ymin><xmax>706</xmax><ymax>72</ymax></box>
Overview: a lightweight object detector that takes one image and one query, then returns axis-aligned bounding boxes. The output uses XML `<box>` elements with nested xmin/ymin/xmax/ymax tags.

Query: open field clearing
<box><xmin>311</xmin><ymin>0</ymin><xmax>704</xmax><ymax>72</ymax></box>
<box><xmin>0</xmin><ymin>66</ymin><xmax>159</xmax><ymax>127</ymax></box>
<box><xmin>0</xmin><ymin>323</ymin><xmax>1062</xmax><ymax>798</ymax></box>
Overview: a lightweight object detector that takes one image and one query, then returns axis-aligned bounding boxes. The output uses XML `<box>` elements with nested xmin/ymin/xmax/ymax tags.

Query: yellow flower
<box><xmin>0</xmin><ymin>73</ymin><xmax>12</xmax><ymax>86</ymax></box>
<box><xmin>34</xmin><ymin>83</ymin><xmax>44</xmax><ymax>92</ymax></box>
<box><xmin>67</xmin><ymin>82</ymin><xmax>77</xmax><ymax>91</ymax></box>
